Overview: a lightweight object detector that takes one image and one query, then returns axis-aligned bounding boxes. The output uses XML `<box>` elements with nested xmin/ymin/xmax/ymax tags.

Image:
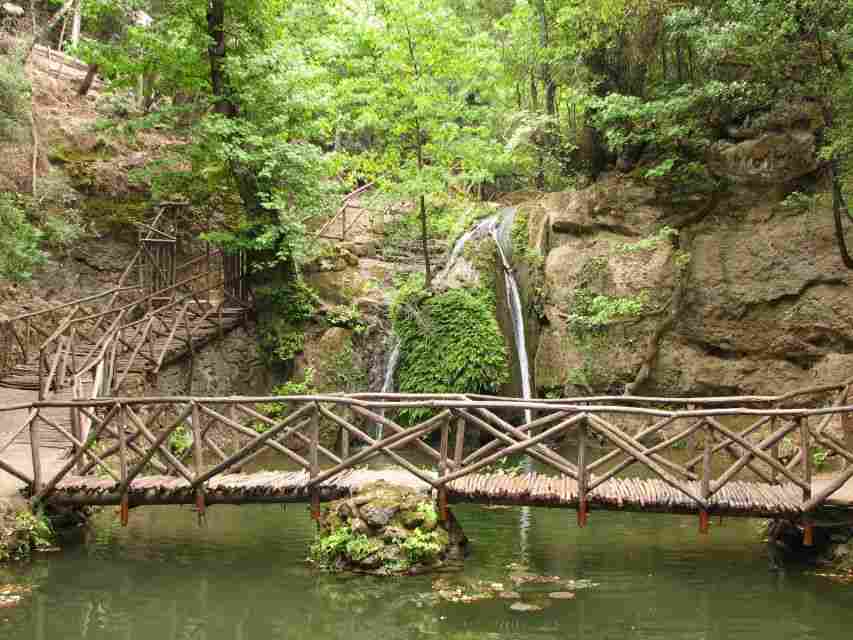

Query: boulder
<box><xmin>311</xmin><ymin>482</ymin><xmax>467</xmax><ymax>575</ymax></box>
<box><xmin>708</xmin><ymin>131</ymin><xmax>818</xmax><ymax>184</ymax></box>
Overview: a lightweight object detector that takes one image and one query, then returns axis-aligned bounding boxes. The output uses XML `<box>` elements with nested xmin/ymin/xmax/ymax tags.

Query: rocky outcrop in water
<box><xmin>311</xmin><ymin>482</ymin><xmax>467</xmax><ymax>576</ymax></box>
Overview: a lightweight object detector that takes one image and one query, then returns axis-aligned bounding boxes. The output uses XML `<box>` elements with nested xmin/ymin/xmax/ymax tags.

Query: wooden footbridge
<box><xmin>3</xmin><ymin>382</ymin><xmax>853</xmax><ymax>542</ymax></box>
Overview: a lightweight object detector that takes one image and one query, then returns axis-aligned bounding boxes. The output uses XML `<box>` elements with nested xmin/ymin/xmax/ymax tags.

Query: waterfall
<box><xmin>490</xmin><ymin>209</ymin><xmax>533</xmax><ymax>424</ymax></box>
<box><xmin>377</xmin><ymin>208</ymin><xmax>533</xmax><ymax>432</ymax></box>
<box><xmin>376</xmin><ymin>341</ymin><xmax>401</xmax><ymax>440</ymax></box>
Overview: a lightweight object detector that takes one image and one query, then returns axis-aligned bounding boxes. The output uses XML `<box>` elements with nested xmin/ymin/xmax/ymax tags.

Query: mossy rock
<box><xmin>311</xmin><ymin>481</ymin><xmax>467</xmax><ymax>576</ymax></box>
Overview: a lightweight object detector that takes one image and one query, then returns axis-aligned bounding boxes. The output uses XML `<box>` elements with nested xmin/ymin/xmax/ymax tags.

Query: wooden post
<box><xmin>191</xmin><ymin>402</ymin><xmax>206</xmax><ymax>519</ymax></box>
<box><xmin>800</xmin><ymin>416</ymin><xmax>814</xmax><ymax>546</ymax></box>
<box><xmin>438</xmin><ymin>415</ymin><xmax>450</xmax><ymax>523</ymax></box>
<box><xmin>310</xmin><ymin>403</ymin><xmax>320</xmax><ymax>522</ymax></box>
<box><xmin>770</xmin><ymin>416</ymin><xmax>780</xmax><ymax>484</ymax></box>
<box><xmin>577</xmin><ymin>417</ymin><xmax>588</xmax><ymax>527</ymax></box>
<box><xmin>453</xmin><ymin>415</ymin><xmax>466</xmax><ymax>466</ymax></box>
<box><xmin>341</xmin><ymin>205</ymin><xmax>347</xmax><ymax>241</ymax></box>
<box><xmin>843</xmin><ymin>390</ymin><xmax>853</xmax><ymax>470</ymax></box>
<box><xmin>119</xmin><ymin>406</ymin><xmax>129</xmax><ymax>527</ymax></box>
<box><xmin>30</xmin><ymin>409</ymin><xmax>43</xmax><ymax>497</ymax></box>
<box><xmin>340</xmin><ymin>419</ymin><xmax>349</xmax><ymax>460</ymax></box>
<box><xmin>700</xmin><ymin>421</ymin><xmax>712</xmax><ymax>535</ymax></box>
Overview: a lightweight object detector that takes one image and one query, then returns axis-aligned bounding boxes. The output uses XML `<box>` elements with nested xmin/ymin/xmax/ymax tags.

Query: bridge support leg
<box><xmin>699</xmin><ymin>510</ymin><xmax>710</xmax><ymax>535</ymax></box>
<box><xmin>310</xmin><ymin>403</ymin><xmax>321</xmax><ymax>523</ymax></box>
<box><xmin>803</xmin><ymin>524</ymin><xmax>814</xmax><ymax>547</ymax></box>
<box><xmin>577</xmin><ymin>419</ymin><xmax>588</xmax><ymax>528</ymax></box>
<box><xmin>121</xmin><ymin>494</ymin><xmax>129</xmax><ymax>527</ymax></box>
<box><xmin>577</xmin><ymin>499</ymin><xmax>588</xmax><ymax>528</ymax></box>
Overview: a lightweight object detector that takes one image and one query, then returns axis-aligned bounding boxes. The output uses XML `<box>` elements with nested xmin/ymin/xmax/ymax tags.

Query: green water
<box><xmin>2</xmin><ymin>502</ymin><xmax>852</xmax><ymax>639</ymax></box>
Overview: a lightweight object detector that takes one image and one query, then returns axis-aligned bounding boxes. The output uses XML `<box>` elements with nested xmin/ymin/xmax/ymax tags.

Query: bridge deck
<box><xmin>46</xmin><ymin>470</ymin><xmax>829</xmax><ymax>518</ymax></box>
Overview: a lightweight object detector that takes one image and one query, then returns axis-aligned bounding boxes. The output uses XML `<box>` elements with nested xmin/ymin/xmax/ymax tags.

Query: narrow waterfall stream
<box><xmin>490</xmin><ymin>208</ymin><xmax>533</xmax><ymax>424</ymax></box>
<box><xmin>377</xmin><ymin>341</ymin><xmax>401</xmax><ymax>439</ymax></box>
<box><xmin>378</xmin><ymin>209</ymin><xmax>533</xmax><ymax>433</ymax></box>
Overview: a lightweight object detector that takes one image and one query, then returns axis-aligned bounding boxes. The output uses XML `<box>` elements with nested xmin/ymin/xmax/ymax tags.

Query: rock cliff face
<box><xmin>529</xmin><ymin>127</ymin><xmax>853</xmax><ymax>396</ymax></box>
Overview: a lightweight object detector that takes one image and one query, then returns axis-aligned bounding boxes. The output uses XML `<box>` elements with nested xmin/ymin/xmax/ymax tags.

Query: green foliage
<box><xmin>615</xmin><ymin>227</ymin><xmax>679</xmax><ymax>254</ymax></box>
<box><xmin>256</xmin><ymin>280</ymin><xmax>319</xmax><ymax>325</ymax></box>
<box><xmin>567</xmin><ymin>289</ymin><xmax>648</xmax><ymax>334</ymax></box>
<box><xmin>167</xmin><ymin>424</ymin><xmax>193</xmax><ymax>457</ymax></box>
<box><xmin>326</xmin><ymin>304</ymin><xmax>366</xmax><ymax>334</ymax></box>
<box><xmin>256</xmin><ymin>280</ymin><xmax>319</xmax><ymax>367</ymax></box>
<box><xmin>1</xmin><ymin>510</ymin><xmax>55</xmax><ymax>561</ymax></box>
<box><xmin>310</xmin><ymin>524</ymin><xmax>384</xmax><ymax>566</ymax></box>
<box><xmin>310</xmin><ymin>525</ymin><xmax>353</xmax><ymax>567</ymax></box>
<box><xmin>255</xmin><ymin>370</ymin><xmax>316</xmax><ymax>432</ymax></box>
<box><xmin>0</xmin><ymin>195</ymin><xmax>47</xmax><ymax>282</ymax></box>
<box><xmin>400</xmin><ymin>527</ymin><xmax>444</xmax><ymax>564</ymax></box>
<box><xmin>813</xmin><ymin>447</ymin><xmax>831</xmax><ymax>471</ymax></box>
<box><xmin>258</xmin><ymin>320</ymin><xmax>305</xmax><ymax>366</ymax></box>
<box><xmin>0</xmin><ymin>54</ymin><xmax>30</xmax><ymax>142</ymax></box>
<box><xmin>391</xmin><ymin>278</ymin><xmax>509</xmax><ymax>422</ymax></box>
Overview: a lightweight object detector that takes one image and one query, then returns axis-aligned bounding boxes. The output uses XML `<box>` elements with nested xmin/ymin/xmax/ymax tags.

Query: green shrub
<box><xmin>167</xmin><ymin>424</ymin><xmax>193</xmax><ymax>456</ymax></box>
<box><xmin>0</xmin><ymin>195</ymin><xmax>46</xmax><ymax>282</ymax></box>
<box><xmin>1</xmin><ymin>510</ymin><xmax>55</xmax><ymax>561</ymax></box>
<box><xmin>0</xmin><ymin>54</ymin><xmax>30</xmax><ymax>142</ymax></box>
<box><xmin>400</xmin><ymin>527</ymin><xmax>444</xmax><ymax>564</ymax></box>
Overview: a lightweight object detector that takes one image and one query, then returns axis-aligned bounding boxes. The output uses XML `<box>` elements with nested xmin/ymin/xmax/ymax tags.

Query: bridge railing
<box><xmin>2</xmin><ymin>390</ymin><xmax>853</xmax><ymax>537</ymax></box>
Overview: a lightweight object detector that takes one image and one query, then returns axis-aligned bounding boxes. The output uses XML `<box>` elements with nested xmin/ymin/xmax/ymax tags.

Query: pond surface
<box><xmin>2</xmin><ymin>500</ymin><xmax>852</xmax><ymax>639</ymax></box>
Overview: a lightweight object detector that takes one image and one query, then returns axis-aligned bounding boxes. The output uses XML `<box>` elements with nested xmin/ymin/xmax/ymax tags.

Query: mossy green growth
<box><xmin>391</xmin><ymin>278</ymin><xmax>509</xmax><ymax>423</ymax></box>
<box><xmin>0</xmin><ymin>509</ymin><xmax>56</xmax><ymax>562</ymax></box>
<box><xmin>255</xmin><ymin>279</ymin><xmax>319</xmax><ymax>368</ymax></box>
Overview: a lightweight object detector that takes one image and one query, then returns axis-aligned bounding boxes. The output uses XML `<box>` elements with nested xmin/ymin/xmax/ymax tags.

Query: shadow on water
<box><xmin>2</xmin><ymin>498</ymin><xmax>853</xmax><ymax>640</ymax></box>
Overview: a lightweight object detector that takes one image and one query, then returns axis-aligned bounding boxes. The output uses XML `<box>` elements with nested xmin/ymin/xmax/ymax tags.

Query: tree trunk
<box><xmin>78</xmin><ymin>63</ymin><xmax>98</xmax><ymax>96</ymax></box>
<box><xmin>419</xmin><ymin>194</ymin><xmax>432</xmax><ymax>289</ymax></box>
<box><xmin>536</xmin><ymin>0</ymin><xmax>556</xmax><ymax>117</ymax></box>
<box><xmin>24</xmin><ymin>0</ymin><xmax>76</xmax><ymax>62</ymax></box>
<box><xmin>831</xmin><ymin>159</ymin><xmax>853</xmax><ymax>269</ymax></box>
<box><xmin>207</xmin><ymin>0</ymin><xmax>235</xmax><ymax>118</ymax></box>
<box><xmin>70</xmin><ymin>0</ymin><xmax>82</xmax><ymax>47</ymax></box>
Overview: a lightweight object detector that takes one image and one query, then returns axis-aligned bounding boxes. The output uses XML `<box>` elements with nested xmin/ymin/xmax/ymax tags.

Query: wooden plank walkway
<box><xmin>5</xmin><ymin>390</ymin><xmax>853</xmax><ymax>533</ymax></box>
<box><xmin>46</xmin><ymin>470</ymin><xmax>810</xmax><ymax>518</ymax></box>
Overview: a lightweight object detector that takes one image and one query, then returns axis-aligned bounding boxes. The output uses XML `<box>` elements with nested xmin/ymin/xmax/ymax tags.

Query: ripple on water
<box><xmin>1</xmin><ymin>503</ymin><xmax>851</xmax><ymax>640</ymax></box>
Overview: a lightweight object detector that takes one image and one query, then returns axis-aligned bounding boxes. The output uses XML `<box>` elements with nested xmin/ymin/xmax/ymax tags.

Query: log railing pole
<box><xmin>700</xmin><ymin>421</ymin><xmax>712</xmax><ymax>534</ymax></box>
<box><xmin>454</xmin><ymin>415</ymin><xmax>466</xmax><ymax>466</ymax></box>
<box><xmin>340</xmin><ymin>416</ymin><xmax>349</xmax><ymax>460</ymax></box>
<box><xmin>119</xmin><ymin>406</ymin><xmax>129</xmax><ymax>526</ymax></box>
<box><xmin>192</xmin><ymin>402</ymin><xmax>206</xmax><ymax>519</ymax></box>
<box><xmin>29</xmin><ymin>409</ymin><xmax>43</xmax><ymax>496</ymax></box>
<box><xmin>310</xmin><ymin>403</ymin><xmax>321</xmax><ymax>522</ymax></box>
<box><xmin>577</xmin><ymin>417</ymin><xmax>588</xmax><ymax>527</ymax></box>
<box><xmin>800</xmin><ymin>416</ymin><xmax>814</xmax><ymax>546</ymax></box>
<box><xmin>770</xmin><ymin>416</ymin><xmax>780</xmax><ymax>484</ymax></box>
<box><xmin>438</xmin><ymin>414</ymin><xmax>450</xmax><ymax>523</ymax></box>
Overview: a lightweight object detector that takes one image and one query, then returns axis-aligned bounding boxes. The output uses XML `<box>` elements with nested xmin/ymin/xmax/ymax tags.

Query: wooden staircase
<box><xmin>0</xmin><ymin>206</ymin><xmax>253</xmax><ymax>410</ymax></box>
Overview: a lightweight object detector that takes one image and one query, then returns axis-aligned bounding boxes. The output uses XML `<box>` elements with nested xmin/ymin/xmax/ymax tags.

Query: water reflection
<box><xmin>2</xmin><ymin>502</ymin><xmax>852</xmax><ymax>640</ymax></box>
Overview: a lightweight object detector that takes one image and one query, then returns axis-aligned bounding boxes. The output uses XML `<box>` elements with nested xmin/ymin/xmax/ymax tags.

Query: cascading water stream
<box><xmin>377</xmin><ymin>218</ymin><xmax>498</xmax><ymax>439</ymax></box>
<box><xmin>490</xmin><ymin>209</ymin><xmax>533</xmax><ymax>424</ymax></box>
<box><xmin>377</xmin><ymin>209</ymin><xmax>534</xmax><ymax>433</ymax></box>
<box><xmin>377</xmin><ymin>341</ymin><xmax>401</xmax><ymax>440</ymax></box>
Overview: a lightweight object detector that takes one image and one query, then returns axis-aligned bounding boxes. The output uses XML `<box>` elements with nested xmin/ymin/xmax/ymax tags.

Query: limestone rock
<box><xmin>1</xmin><ymin>3</ymin><xmax>25</xmax><ymax>17</ymax></box>
<box><xmin>312</xmin><ymin>482</ymin><xmax>467</xmax><ymax>576</ymax></box>
<box><xmin>547</xmin><ymin>177</ymin><xmax>663</xmax><ymax>237</ymax></box>
<box><xmin>708</xmin><ymin>131</ymin><xmax>817</xmax><ymax>184</ymax></box>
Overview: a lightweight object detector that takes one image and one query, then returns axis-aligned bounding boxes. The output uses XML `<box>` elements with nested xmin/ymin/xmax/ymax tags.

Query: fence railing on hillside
<box><xmin>3</xmin><ymin>204</ymin><xmax>253</xmax><ymax>397</ymax></box>
<box><xmin>3</xmin><ymin>384</ymin><xmax>853</xmax><ymax>539</ymax></box>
